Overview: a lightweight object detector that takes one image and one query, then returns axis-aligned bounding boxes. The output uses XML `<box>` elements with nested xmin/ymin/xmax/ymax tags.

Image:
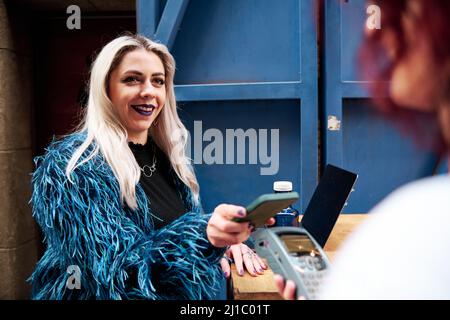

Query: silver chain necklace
<box><xmin>140</xmin><ymin>143</ymin><xmax>157</xmax><ymax>178</ymax></box>
<box><xmin>141</xmin><ymin>156</ymin><xmax>157</xmax><ymax>177</ymax></box>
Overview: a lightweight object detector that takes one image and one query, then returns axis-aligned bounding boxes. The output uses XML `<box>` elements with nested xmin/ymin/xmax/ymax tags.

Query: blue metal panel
<box><xmin>324</xmin><ymin>0</ymin><xmax>344</xmax><ymax>168</ymax></box>
<box><xmin>324</xmin><ymin>0</ymin><xmax>438</xmax><ymax>213</ymax></box>
<box><xmin>136</xmin><ymin>0</ymin><xmax>159</xmax><ymax>36</ymax></box>
<box><xmin>340</xmin><ymin>1</ymin><xmax>391</xmax><ymax>84</ymax></box>
<box><xmin>340</xmin><ymin>0</ymin><xmax>367</xmax><ymax>82</ymax></box>
<box><xmin>299</xmin><ymin>0</ymin><xmax>319</xmax><ymax>210</ymax></box>
<box><xmin>138</xmin><ymin>0</ymin><xmax>318</xmax><ymax>213</ymax></box>
<box><xmin>179</xmin><ymin>99</ymin><xmax>301</xmax><ymax>213</ymax></box>
<box><xmin>175</xmin><ymin>82</ymin><xmax>302</xmax><ymax>102</ymax></box>
<box><xmin>171</xmin><ymin>0</ymin><xmax>302</xmax><ymax>84</ymax></box>
<box><xmin>137</xmin><ymin>0</ymin><xmax>188</xmax><ymax>48</ymax></box>
<box><xmin>154</xmin><ymin>0</ymin><xmax>189</xmax><ymax>49</ymax></box>
<box><xmin>342</xmin><ymin>100</ymin><xmax>438</xmax><ymax>212</ymax></box>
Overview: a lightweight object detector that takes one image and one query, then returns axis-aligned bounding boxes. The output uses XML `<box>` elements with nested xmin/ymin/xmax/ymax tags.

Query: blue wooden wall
<box><xmin>323</xmin><ymin>0</ymin><xmax>439</xmax><ymax>213</ymax></box>
<box><xmin>138</xmin><ymin>0</ymin><xmax>318</xmax><ymax>214</ymax></box>
<box><xmin>137</xmin><ymin>0</ymin><xmax>442</xmax><ymax>215</ymax></box>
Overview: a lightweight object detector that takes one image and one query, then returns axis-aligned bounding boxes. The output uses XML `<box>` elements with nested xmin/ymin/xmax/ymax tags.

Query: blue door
<box><xmin>137</xmin><ymin>0</ymin><xmax>443</xmax><ymax>214</ymax></box>
<box><xmin>323</xmin><ymin>0</ymin><xmax>440</xmax><ymax>213</ymax></box>
<box><xmin>138</xmin><ymin>0</ymin><xmax>318</xmax><ymax>214</ymax></box>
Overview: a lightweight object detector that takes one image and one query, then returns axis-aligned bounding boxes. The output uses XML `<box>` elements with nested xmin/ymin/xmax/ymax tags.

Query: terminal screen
<box><xmin>280</xmin><ymin>234</ymin><xmax>317</xmax><ymax>256</ymax></box>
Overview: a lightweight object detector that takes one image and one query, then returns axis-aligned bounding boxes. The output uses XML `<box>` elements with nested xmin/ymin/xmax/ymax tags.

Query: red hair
<box><xmin>359</xmin><ymin>0</ymin><xmax>450</xmax><ymax>156</ymax></box>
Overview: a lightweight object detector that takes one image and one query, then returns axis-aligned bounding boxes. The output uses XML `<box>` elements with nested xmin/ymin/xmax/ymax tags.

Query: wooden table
<box><xmin>230</xmin><ymin>214</ymin><xmax>368</xmax><ymax>300</ymax></box>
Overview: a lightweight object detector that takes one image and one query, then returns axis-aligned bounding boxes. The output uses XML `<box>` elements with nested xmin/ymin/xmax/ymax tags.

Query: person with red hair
<box><xmin>276</xmin><ymin>0</ymin><xmax>450</xmax><ymax>299</ymax></box>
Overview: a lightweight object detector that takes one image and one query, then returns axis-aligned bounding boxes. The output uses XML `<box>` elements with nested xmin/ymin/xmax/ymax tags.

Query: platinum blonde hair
<box><xmin>66</xmin><ymin>34</ymin><xmax>199</xmax><ymax>210</ymax></box>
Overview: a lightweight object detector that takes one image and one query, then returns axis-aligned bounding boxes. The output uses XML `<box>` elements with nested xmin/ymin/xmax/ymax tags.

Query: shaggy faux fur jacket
<box><xmin>29</xmin><ymin>132</ymin><xmax>225</xmax><ymax>300</ymax></box>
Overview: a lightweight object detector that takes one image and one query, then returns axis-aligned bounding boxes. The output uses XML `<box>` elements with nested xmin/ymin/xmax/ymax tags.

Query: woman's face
<box><xmin>108</xmin><ymin>48</ymin><xmax>166</xmax><ymax>142</ymax></box>
<box><xmin>383</xmin><ymin>0</ymin><xmax>450</xmax><ymax>146</ymax></box>
<box><xmin>386</xmin><ymin>0</ymin><xmax>445</xmax><ymax>111</ymax></box>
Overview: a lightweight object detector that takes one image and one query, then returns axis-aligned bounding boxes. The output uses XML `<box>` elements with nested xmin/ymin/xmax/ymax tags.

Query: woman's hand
<box><xmin>220</xmin><ymin>243</ymin><xmax>268</xmax><ymax>278</ymax></box>
<box><xmin>207</xmin><ymin>204</ymin><xmax>250</xmax><ymax>248</ymax></box>
<box><xmin>207</xmin><ymin>204</ymin><xmax>275</xmax><ymax>248</ymax></box>
<box><xmin>273</xmin><ymin>274</ymin><xmax>305</xmax><ymax>300</ymax></box>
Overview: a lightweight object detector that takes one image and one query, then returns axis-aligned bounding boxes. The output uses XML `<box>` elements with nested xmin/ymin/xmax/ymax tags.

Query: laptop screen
<box><xmin>300</xmin><ymin>164</ymin><xmax>358</xmax><ymax>247</ymax></box>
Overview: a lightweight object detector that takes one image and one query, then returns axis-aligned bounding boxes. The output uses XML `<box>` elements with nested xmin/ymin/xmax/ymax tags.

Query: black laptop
<box><xmin>299</xmin><ymin>164</ymin><xmax>358</xmax><ymax>247</ymax></box>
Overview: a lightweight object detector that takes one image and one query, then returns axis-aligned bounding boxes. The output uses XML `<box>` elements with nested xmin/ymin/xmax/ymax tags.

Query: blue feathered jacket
<box><xmin>29</xmin><ymin>132</ymin><xmax>225</xmax><ymax>300</ymax></box>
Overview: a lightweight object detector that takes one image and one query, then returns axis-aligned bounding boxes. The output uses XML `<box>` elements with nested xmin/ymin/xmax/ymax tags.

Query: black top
<box><xmin>129</xmin><ymin>138</ymin><xmax>187</xmax><ymax>230</ymax></box>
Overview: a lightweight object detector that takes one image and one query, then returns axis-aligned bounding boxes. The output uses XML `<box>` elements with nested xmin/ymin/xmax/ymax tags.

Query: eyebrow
<box><xmin>123</xmin><ymin>70</ymin><xmax>165</xmax><ymax>77</ymax></box>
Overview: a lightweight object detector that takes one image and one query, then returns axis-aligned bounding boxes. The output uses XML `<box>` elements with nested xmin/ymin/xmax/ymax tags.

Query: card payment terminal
<box><xmin>253</xmin><ymin>226</ymin><xmax>331</xmax><ymax>300</ymax></box>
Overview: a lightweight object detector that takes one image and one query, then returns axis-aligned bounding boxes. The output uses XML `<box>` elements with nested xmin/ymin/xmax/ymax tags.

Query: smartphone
<box><xmin>233</xmin><ymin>192</ymin><xmax>299</xmax><ymax>227</ymax></box>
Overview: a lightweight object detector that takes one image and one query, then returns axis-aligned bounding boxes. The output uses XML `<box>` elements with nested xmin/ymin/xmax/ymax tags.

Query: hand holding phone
<box><xmin>233</xmin><ymin>192</ymin><xmax>299</xmax><ymax>228</ymax></box>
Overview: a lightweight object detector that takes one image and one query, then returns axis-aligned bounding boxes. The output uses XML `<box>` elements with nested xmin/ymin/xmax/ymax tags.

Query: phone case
<box><xmin>233</xmin><ymin>192</ymin><xmax>299</xmax><ymax>227</ymax></box>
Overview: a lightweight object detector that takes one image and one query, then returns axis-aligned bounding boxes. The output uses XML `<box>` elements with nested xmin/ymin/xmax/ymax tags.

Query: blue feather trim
<box><xmin>29</xmin><ymin>132</ymin><xmax>225</xmax><ymax>300</ymax></box>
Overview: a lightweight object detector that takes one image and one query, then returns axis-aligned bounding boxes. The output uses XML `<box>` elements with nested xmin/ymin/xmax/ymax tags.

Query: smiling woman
<box><xmin>29</xmin><ymin>34</ymin><xmax>272</xmax><ymax>299</ymax></box>
<box><xmin>108</xmin><ymin>49</ymin><xmax>166</xmax><ymax>144</ymax></box>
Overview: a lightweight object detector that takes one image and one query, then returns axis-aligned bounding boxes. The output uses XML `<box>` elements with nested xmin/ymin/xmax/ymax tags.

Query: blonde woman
<box><xmin>30</xmin><ymin>34</ymin><xmax>271</xmax><ymax>299</ymax></box>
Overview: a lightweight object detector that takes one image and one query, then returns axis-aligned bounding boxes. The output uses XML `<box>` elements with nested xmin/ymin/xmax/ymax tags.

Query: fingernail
<box><xmin>237</xmin><ymin>210</ymin><xmax>245</xmax><ymax>217</ymax></box>
<box><xmin>224</xmin><ymin>271</ymin><xmax>229</xmax><ymax>278</ymax></box>
<box><xmin>238</xmin><ymin>269</ymin><xmax>244</xmax><ymax>276</ymax></box>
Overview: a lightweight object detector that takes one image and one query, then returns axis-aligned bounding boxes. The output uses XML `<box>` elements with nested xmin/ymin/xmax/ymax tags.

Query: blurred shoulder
<box><xmin>319</xmin><ymin>175</ymin><xmax>450</xmax><ymax>299</ymax></box>
<box><xmin>371</xmin><ymin>174</ymin><xmax>450</xmax><ymax>218</ymax></box>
